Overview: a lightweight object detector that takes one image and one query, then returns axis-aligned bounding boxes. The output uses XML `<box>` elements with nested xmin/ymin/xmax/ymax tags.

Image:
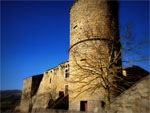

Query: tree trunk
<box><xmin>104</xmin><ymin>89</ymin><xmax>111</xmax><ymax>110</ymax></box>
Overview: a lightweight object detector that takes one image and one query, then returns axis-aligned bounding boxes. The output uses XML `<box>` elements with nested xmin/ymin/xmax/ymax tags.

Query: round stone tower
<box><xmin>69</xmin><ymin>0</ymin><xmax>121</xmax><ymax>112</ymax></box>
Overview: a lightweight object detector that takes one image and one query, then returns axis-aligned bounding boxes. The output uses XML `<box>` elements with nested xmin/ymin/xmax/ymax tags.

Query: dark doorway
<box><xmin>80</xmin><ymin>101</ymin><xmax>87</xmax><ymax>111</ymax></box>
<box><xmin>101</xmin><ymin>101</ymin><xmax>105</xmax><ymax>109</ymax></box>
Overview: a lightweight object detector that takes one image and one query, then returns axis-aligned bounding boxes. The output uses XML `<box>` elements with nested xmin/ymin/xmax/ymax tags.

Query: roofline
<box><xmin>45</xmin><ymin>61</ymin><xmax>69</xmax><ymax>72</ymax></box>
<box><xmin>123</xmin><ymin>65</ymin><xmax>149</xmax><ymax>73</ymax></box>
<box><xmin>69</xmin><ymin>0</ymin><xmax>78</xmax><ymax>15</ymax></box>
<box><xmin>23</xmin><ymin>74</ymin><xmax>43</xmax><ymax>80</ymax></box>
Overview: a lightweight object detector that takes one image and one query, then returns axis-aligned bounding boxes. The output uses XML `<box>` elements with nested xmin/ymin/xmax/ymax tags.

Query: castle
<box><xmin>19</xmin><ymin>0</ymin><xmax>149</xmax><ymax>113</ymax></box>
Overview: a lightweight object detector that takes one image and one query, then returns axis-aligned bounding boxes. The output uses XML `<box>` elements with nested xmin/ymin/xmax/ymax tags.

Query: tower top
<box><xmin>69</xmin><ymin>0</ymin><xmax>119</xmax><ymax>47</ymax></box>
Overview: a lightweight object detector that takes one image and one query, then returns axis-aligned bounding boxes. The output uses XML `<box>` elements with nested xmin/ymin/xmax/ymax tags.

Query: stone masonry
<box><xmin>32</xmin><ymin>61</ymin><xmax>69</xmax><ymax>111</ymax></box>
<box><xmin>69</xmin><ymin>0</ymin><xmax>121</xmax><ymax>112</ymax></box>
<box><xmin>19</xmin><ymin>0</ymin><xmax>149</xmax><ymax>113</ymax></box>
<box><xmin>107</xmin><ymin>75</ymin><xmax>150</xmax><ymax>113</ymax></box>
<box><xmin>20</xmin><ymin>74</ymin><xmax>43</xmax><ymax>112</ymax></box>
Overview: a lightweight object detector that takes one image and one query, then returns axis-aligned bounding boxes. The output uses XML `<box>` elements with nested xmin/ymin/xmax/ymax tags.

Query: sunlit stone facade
<box><xmin>20</xmin><ymin>0</ymin><xmax>149</xmax><ymax>113</ymax></box>
<box><xmin>69</xmin><ymin>0</ymin><xmax>121</xmax><ymax>112</ymax></box>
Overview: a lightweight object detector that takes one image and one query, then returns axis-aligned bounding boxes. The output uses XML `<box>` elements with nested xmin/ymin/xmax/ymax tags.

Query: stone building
<box><xmin>69</xmin><ymin>0</ymin><xmax>121</xmax><ymax>112</ymax></box>
<box><xmin>20</xmin><ymin>74</ymin><xmax>43</xmax><ymax>112</ymax></box>
<box><xmin>19</xmin><ymin>0</ymin><xmax>149</xmax><ymax>113</ymax></box>
<box><xmin>107</xmin><ymin>75</ymin><xmax>150</xmax><ymax>113</ymax></box>
<box><xmin>20</xmin><ymin>62</ymin><xmax>69</xmax><ymax>113</ymax></box>
<box><xmin>32</xmin><ymin>61</ymin><xmax>69</xmax><ymax>111</ymax></box>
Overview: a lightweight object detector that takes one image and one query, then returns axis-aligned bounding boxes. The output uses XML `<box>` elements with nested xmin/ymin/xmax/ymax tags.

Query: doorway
<box><xmin>80</xmin><ymin>101</ymin><xmax>87</xmax><ymax>111</ymax></box>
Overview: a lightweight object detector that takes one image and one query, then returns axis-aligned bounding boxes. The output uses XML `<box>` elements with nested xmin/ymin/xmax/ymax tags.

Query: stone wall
<box><xmin>69</xmin><ymin>0</ymin><xmax>120</xmax><ymax>112</ymax></box>
<box><xmin>31</xmin><ymin>74</ymin><xmax>43</xmax><ymax>97</ymax></box>
<box><xmin>20</xmin><ymin>74</ymin><xmax>43</xmax><ymax>113</ymax></box>
<box><xmin>107</xmin><ymin>75</ymin><xmax>150</xmax><ymax>113</ymax></box>
<box><xmin>31</xmin><ymin>108</ymin><xmax>105</xmax><ymax>113</ymax></box>
<box><xmin>20</xmin><ymin>77</ymin><xmax>32</xmax><ymax>113</ymax></box>
<box><xmin>19</xmin><ymin>0</ymin><xmax>149</xmax><ymax>112</ymax></box>
<box><xmin>69</xmin><ymin>0</ymin><xmax>119</xmax><ymax>47</ymax></box>
<box><xmin>32</xmin><ymin>61</ymin><xmax>69</xmax><ymax>110</ymax></box>
<box><xmin>24</xmin><ymin>75</ymin><xmax>149</xmax><ymax>113</ymax></box>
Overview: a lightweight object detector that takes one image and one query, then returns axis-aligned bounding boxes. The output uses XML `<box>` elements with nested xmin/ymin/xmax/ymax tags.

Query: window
<box><xmin>65</xmin><ymin>85</ymin><xmax>68</xmax><ymax>95</ymax></box>
<box><xmin>65</xmin><ymin>73</ymin><xmax>69</xmax><ymax>78</ymax></box>
<box><xmin>101</xmin><ymin>101</ymin><xmax>105</xmax><ymax>109</ymax></box>
<box><xmin>80</xmin><ymin>58</ymin><xmax>86</xmax><ymax>61</ymax></box>
<box><xmin>73</xmin><ymin>25</ymin><xmax>77</xmax><ymax>29</ymax></box>
<box><xmin>50</xmin><ymin>78</ymin><xmax>51</xmax><ymax>83</ymax></box>
<box><xmin>65</xmin><ymin>69</ymin><xmax>69</xmax><ymax>78</ymax></box>
<box><xmin>80</xmin><ymin>101</ymin><xmax>87</xmax><ymax>111</ymax></box>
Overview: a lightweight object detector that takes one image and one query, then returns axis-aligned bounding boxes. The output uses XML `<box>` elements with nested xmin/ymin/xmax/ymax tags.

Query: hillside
<box><xmin>0</xmin><ymin>90</ymin><xmax>21</xmax><ymax>112</ymax></box>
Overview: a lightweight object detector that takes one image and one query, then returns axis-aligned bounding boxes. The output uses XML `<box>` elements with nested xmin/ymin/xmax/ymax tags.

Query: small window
<box><xmin>65</xmin><ymin>73</ymin><xmax>69</xmax><ymax>78</ymax></box>
<box><xmin>65</xmin><ymin>69</ymin><xmax>69</xmax><ymax>78</ymax></box>
<box><xmin>101</xmin><ymin>101</ymin><xmax>105</xmax><ymax>109</ymax></box>
<box><xmin>73</xmin><ymin>25</ymin><xmax>77</xmax><ymax>29</ymax></box>
<box><xmin>45</xmin><ymin>71</ymin><xmax>48</xmax><ymax>74</ymax></box>
<box><xmin>65</xmin><ymin>85</ymin><xmax>68</xmax><ymax>95</ymax></box>
<box><xmin>50</xmin><ymin>78</ymin><xmax>51</xmax><ymax>83</ymax></box>
<box><xmin>80</xmin><ymin>58</ymin><xmax>86</xmax><ymax>61</ymax></box>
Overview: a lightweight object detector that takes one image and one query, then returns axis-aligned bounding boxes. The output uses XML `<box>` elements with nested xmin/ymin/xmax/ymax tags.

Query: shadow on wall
<box><xmin>47</xmin><ymin>92</ymin><xmax>69</xmax><ymax>110</ymax></box>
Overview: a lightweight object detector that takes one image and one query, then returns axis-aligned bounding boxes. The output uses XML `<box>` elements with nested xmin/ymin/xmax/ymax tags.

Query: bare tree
<box><xmin>120</xmin><ymin>24</ymin><xmax>149</xmax><ymax>68</ymax></box>
<box><xmin>68</xmin><ymin>23</ymin><xmax>149</xmax><ymax>110</ymax></box>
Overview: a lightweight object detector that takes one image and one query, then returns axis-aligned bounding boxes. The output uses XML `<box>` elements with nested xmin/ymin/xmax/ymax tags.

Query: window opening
<box><xmin>73</xmin><ymin>25</ymin><xmax>77</xmax><ymax>29</ymax></box>
<box><xmin>80</xmin><ymin>58</ymin><xmax>86</xmax><ymax>61</ymax></box>
<box><xmin>65</xmin><ymin>69</ymin><xmax>69</xmax><ymax>78</ymax></box>
<box><xmin>101</xmin><ymin>101</ymin><xmax>105</xmax><ymax>109</ymax></box>
<box><xmin>65</xmin><ymin>85</ymin><xmax>68</xmax><ymax>95</ymax></box>
<box><xmin>80</xmin><ymin>101</ymin><xmax>87</xmax><ymax>111</ymax></box>
<box><xmin>50</xmin><ymin>78</ymin><xmax>51</xmax><ymax>83</ymax></box>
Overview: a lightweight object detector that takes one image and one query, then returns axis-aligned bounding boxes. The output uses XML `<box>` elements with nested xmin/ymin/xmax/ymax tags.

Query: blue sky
<box><xmin>1</xmin><ymin>1</ymin><xmax>149</xmax><ymax>90</ymax></box>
